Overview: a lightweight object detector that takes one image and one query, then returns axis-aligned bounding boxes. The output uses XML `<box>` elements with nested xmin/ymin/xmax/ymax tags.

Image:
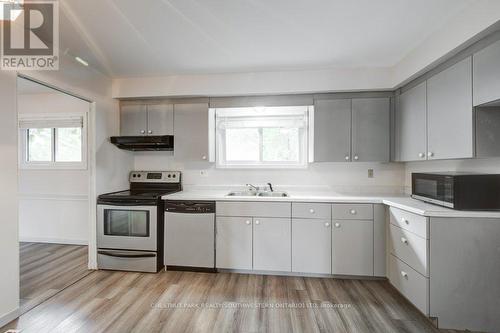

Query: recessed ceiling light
<box><xmin>75</xmin><ymin>56</ymin><xmax>89</xmax><ymax>67</ymax></box>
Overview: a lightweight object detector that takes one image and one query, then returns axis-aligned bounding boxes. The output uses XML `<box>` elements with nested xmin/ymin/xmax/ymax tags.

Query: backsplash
<box><xmin>133</xmin><ymin>153</ymin><xmax>406</xmax><ymax>194</ymax></box>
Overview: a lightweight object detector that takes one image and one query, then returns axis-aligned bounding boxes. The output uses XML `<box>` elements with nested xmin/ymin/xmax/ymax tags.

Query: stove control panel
<box><xmin>129</xmin><ymin>171</ymin><xmax>181</xmax><ymax>183</ymax></box>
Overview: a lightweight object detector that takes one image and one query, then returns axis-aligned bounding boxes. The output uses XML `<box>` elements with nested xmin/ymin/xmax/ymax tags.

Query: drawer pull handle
<box><xmin>245</xmin><ymin>220</ymin><xmax>251</xmax><ymax>225</ymax></box>
<box><xmin>324</xmin><ymin>222</ymin><xmax>330</xmax><ymax>227</ymax></box>
<box><xmin>334</xmin><ymin>223</ymin><xmax>341</xmax><ymax>228</ymax></box>
<box><xmin>309</xmin><ymin>209</ymin><xmax>315</xmax><ymax>214</ymax></box>
<box><xmin>401</xmin><ymin>271</ymin><xmax>408</xmax><ymax>278</ymax></box>
<box><xmin>401</xmin><ymin>237</ymin><xmax>408</xmax><ymax>244</ymax></box>
<box><xmin>350</xmin><ymin>209</ymin><xmax>356</xmax><ymax>215</ymax></box>
<box><xmin>255</xmin><ymin>220</ymin><xmax>260</xmax><ymax>225</ymax></box>
<box><xmin>401</xmin><ymin>217</ymin><xmax>409</xmax><ymax>224</ymax></box>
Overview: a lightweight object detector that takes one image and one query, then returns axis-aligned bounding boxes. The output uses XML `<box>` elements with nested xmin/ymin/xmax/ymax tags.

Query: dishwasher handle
<box><xmin>165</xmin><ymin>201</ymin><xmax>215</xmax><ymax>213</ymax></box>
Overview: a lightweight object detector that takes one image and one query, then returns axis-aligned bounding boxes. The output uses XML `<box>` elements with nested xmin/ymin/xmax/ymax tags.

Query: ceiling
<box><xmin>61</xmin><ymin>0</ymin><xmax>474</xmax><ymax>78</ymax></box>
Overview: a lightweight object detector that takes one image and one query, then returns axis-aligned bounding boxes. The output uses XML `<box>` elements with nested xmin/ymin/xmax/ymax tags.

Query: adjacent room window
<box><xmin>214</xmin><ymin>106</ymin><xmax>312</xmax><ymax>168</ymax></box>
<box><xmin>19</xmin><ymin>114</ymin><xmax>87</xmax><ymax>169</ymax></box>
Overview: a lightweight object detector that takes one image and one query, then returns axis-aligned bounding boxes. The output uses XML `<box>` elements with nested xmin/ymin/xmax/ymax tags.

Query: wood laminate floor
<box><xmin>3</xmin><ymin>268</ymin><xmax>459</xmax><ymax>333</ymax></box>
<box><xmin>19</xmin><ymin>242</ymin><xmax>91</xmax><ymax>313</ymax></box>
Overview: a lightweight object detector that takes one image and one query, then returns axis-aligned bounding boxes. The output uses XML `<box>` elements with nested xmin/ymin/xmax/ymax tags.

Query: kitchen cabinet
<box><xmin>174</xmin><ymin>103</ymin><xmax>210</xmax><ymax>162</ymax></box>
<box><xmin>313</xmin><ymin>99</ymin><xmax>352</xmax><ymax>162</ymax></box>
<box><xmin>351</xmin><ymin>98</ymin><xmax>390</xmax><ymax>162</ymax></box>
<box><xmin>216</xmin><ymin>217</ymin><xmax>252</xmax><ymax>270</ymax></box>
<box><xmin>120</xmin><ymin>104</ymin><xmax>173</xmax><ymax>136</ymax></box>
<box><xmin>427</xmin><ymin>57</ymin><xmax>473</xmax><ymax>160</ymax></box>
<box><xmin>292</xmin><ymin>218</ymin><xmax>331</xmax><ymax>274</ymax></box>
<box><xmin>396</xmin><ymin>82</ymin><xmax>427</xmax><ymax>161</ymax></box>
<box><xmin>473</xmin><ymin>39</ymin><xmax>500</xmax><ymax>106</ymax></box>
<box><xmin>253</xmin><ymin>218</ymin><xmax>291</xmax><ymax>272</ymax></box>
<box><xmin>332</xmin><ymin>219</ymin><xmax>373</xmax><ymax>276</ymax></box>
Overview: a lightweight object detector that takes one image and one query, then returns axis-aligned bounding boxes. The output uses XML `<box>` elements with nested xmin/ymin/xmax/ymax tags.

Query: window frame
<box><xmin>214</xmin><ymin>106</ymin><xmax>313</xmax><ymax>169</ymax></box>
<box><xmin>19</xmin><ymin>112</ymin><xmax>88</xmax><ymax>170</ymax></box>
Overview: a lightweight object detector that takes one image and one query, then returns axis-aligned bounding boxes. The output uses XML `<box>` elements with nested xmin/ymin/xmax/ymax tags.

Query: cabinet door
<box><xmin>332</xmin><ymin>219</ymin><xmax>373</xmax><ymax>276</ymax></box>
<box><xmin>313</xmin><ymin>99</ymin><xmax>351</xmax><ymax>162</ymax></box>
<box><xmin>174</xmin><ymin>103</ymin><xmax>210</xmax><ymax>161</ymax></box>
<box><xmin>396</xmin><ymin>82</ymin><xmax>427</xmax><ymax>161</ymax></box>
<box><xmin>292</xmin><ymin>219</ymin><xmax>331</xmax><ymax>274</ymax></box>
<box><xmin>253</xmin><ymin>218</ymin><xmax>291</xmax><ymax>272</ymax></box>
<box><xmin>427</xmin><ymin>57</ymin><xmax>473</xmax><ymax>160</ymax></box>
<box><xmin>147</xmin><ymin>104</ymin><xmax>173</xmax><ymax>135</ymax></box>
<box><xmin>473</xmin><ymin>39</ymin><xmax>500</xmax><ymax>106</ymax></box>
<box><xmin>351</xmin><ymin>98</ymin><xmax>390</xmax><ymax>162</ymax></box>
<box><xmin>216</xmin><ymin>217</ymin><xmax>252</xmax><ymax>270</ymax></box>
<box><xmin>120</xmin><ymin>104</ymin><xmax>147</xmax><ymax>136</ymax></box>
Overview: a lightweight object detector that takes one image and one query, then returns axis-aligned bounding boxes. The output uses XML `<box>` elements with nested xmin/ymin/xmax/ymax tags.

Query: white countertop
<box><xmin>162</xmin><ymin>190</ymin><xmax>500</xmax><ymax>218</ymax></box>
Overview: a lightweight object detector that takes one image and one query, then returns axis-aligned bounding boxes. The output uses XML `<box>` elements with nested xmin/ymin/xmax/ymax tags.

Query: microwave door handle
<box><xmin>98</xmin><ymin>251</ymin><xmax>156</xmax><ymax>258</ymax></box>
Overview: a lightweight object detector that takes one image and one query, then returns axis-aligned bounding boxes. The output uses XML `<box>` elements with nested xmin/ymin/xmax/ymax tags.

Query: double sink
<box><xmin>226</xmin><ymin>191</ymin><xmax>289</xmax><ymax>198</ymax></box>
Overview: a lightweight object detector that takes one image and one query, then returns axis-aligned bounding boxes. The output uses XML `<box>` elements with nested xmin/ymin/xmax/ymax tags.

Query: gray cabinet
<box><xmin>120</xmin><ymin>104</ymin><xmax>173</xmax><ymax>136</ymax></box>
<box><xmin>253</xmin><ymin>218</ymin><xmax>291</xmax><ymax>272</ymax></box>
<box><xmin>473</xmin><ymin>39</ymin><xmax>500</xmax><ymax>106</ymax></box>
<box><xmin>174</xmin><ymin>103</ymin><xmax>210</xmax><ymax>161</ymax></box>
<box><xmin>332</xmin><ymin>219</ymin><xmax>373</xmax><ymax>276</ymax></box>
<box><xmin>216</xmin><ymin>217</ymin><xmax>253</xmax><ymax>270</ymax></box>
<box><xmin>352</xmin><ymin>98</ymin><xmax>390</xmax><ymax>162</ymax></box>
<box><xmin>292</xmin><ymin>219</ymin><xmax>331</xmax><ymax>274</ymax></box>
<box><xmin>396</xmin><ymin>82</ymin><xmax>427</xmax><ymax>161</ymax></box>
<box><xmin>313</xmin><ymin>99</ymin><xmax>352</xmax><ymax>162</ymax></box>
<box><xmin>427</xmin><ymin>57</ymin><xmax>473</xmax><ymax>160</ymax></box>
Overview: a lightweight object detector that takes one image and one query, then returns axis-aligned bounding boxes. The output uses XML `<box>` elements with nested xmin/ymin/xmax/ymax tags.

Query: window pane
<box><xmin>28</xmin><ymin>128</ymin><xmax>52</xmax><ymax>162</ymax></box>
<box><xmin>56</xmin><ymin>127</ymin><xmax>82</xmax><ymax>162</ymax></box>
<box><xmin>262</xmin><ymin>128</ymin><xmax>299</xmax><ymax>162</ymax></box>
<box><xmin>225</xmin><ymin>128</ymin><xmax>259</xmax><ymax>161</ymax></box>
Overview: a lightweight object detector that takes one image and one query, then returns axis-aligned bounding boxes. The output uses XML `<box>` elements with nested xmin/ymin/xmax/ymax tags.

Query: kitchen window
<box><xmin>19</xmin><ymin>113</ymin><xmax>87</xmax><ymax>169</ymax></box>
<box><xmin>214</xmin><ymin>106</ymin><xmax>313</xmax><ymax>168</ymax></box>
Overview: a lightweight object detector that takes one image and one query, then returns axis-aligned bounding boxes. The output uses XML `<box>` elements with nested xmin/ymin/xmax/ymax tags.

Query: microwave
<box><xmin>411</xmin><ymin>172</ymin><xmax>500</xmax><ymax>210</ymax></box>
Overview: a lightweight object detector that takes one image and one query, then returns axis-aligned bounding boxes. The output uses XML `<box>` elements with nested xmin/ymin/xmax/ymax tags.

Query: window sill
<box><xmin>19</xmin><ymin>163</ymin><xmax>88</xmax><ymax>170</ymax></box>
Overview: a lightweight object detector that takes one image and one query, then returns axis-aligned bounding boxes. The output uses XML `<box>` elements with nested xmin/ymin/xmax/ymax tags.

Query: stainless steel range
<box><xmin>97</xmin><ymin>171</ymin><xmax>181</xmax><ymax>273</ymax></box>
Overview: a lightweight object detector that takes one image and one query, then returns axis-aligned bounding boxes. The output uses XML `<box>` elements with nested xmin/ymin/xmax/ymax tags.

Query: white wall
<box><xmin>17</xmin><ymin>92</ymin><xmax>90</xmax><ymax>245</ymax></box>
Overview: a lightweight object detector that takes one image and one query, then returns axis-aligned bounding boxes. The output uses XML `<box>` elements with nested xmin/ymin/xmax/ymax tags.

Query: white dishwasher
<box><xmin>164</xmin><ymin>201</ymin><xmax>215</xmax><ymax>271</ymax></box>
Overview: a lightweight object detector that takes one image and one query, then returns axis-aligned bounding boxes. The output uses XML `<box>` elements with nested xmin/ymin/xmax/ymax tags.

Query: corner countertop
<box><xmin>162</xmin><ymin>190</ymin><xmax>500</xmax><ymax>219</ymax></box>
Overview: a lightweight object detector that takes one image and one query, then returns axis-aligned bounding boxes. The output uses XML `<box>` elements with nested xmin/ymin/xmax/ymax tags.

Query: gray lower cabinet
<box><xmin>313</xmin><ymin>99</ymin><xmax>352</xmax><ymax>162</ymax></box>
<box><xmin>332</xmin><ymin>219</ymin><xmax>373</xmax><ymax>276</ymax></box>
<box><xmin>173</xmin><ymin>103</ymin><xmax>210</xmax><ymax>161</ymax></box>
<box><xmin>216</xmin><ymin>216</ymin><xmax>252</xmax><ymax>270</ymax></box>
<box><xmin>253</xmin><ymin>218</ymin><xmax>291</xmax><ymax>272</ymax></box>
<box><xmin>396</xmin><ymin>82</ymin><xmax>427</xmax><ymax>161</ymax></box>
<box><xmin>291</xmin><ymin>218</ymin><xmax>331</xmax><ymax>274</ymax></box>
<box><xmin>473</xmin><ymin>38</ymin><xmax>500</xmax><ymax>106</ymax></box>
<box><xmin>427</xmin><ymin>57</ymin><xmax>473</xmax><ymax>160</ymax></box>
<box><xmin>120</xmin><ymin>104</ymin><xmax>173</xmax><ymax>136</ymax></box>
<box><xmin>351</xmin><ymin>98</ymin><xmax>390</xmax><ymax>162</ymax></box>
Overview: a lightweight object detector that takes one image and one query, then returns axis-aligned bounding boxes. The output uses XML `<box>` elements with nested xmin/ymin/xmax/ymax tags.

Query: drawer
<box><xmin>332</xmin><ymin>204</ymin><xmax>373</xmax><ymax>220</ymax></box>
<box><xmin>389</xmin><ymin>207</ymin><xmax>428</xmax><ymax>239</ymax></box>
<box><xmin>292</xmin><ymin>202</ymin><xmax>331</xmax><ymax>219</ymax></box>
<box><xmin>389</xmin><ymin>254</ymin><xmax>429</xmax><ymax>315</ymax></box>
<box><xmin>216</xmin><ymin>201</ymin><xmax>291</xmax><ymax>218</ymax></box>
<box><xmin>389</xmin><ymin>224</ymin><xmax>429</xmax><ymax>276</ymax></box>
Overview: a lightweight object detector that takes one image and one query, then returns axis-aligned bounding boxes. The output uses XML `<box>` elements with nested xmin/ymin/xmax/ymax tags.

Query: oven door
<box><xmin>412</xmin><ymin>174</ymin><xmax>454</xmax><ymax>208</ymax></box>
<box><xmin>97</xmin><ymin>204</ymin><xmax>157</xmax><ymax>251</ymax></box>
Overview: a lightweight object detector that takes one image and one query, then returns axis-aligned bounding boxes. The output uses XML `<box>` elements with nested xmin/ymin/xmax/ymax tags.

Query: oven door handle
<box><xmin>98</xmin><ymin>250</ymin><xmax>156</xmax><ymax>258</ymax></box>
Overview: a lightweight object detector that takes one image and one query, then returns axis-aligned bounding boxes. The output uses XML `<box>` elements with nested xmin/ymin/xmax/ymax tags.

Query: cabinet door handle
<box><xmin>350</xmin><ymin>209</ymin><xmax>357</xmax><ymax>215</ymax></box>
<box><xmin>401</xmin><ymin>217</ymin><xmax>409</xmax><ymax>224</ymax></box>
<box><xmin>245</xmin><ymin>220</ymin><xmax>251</xmax><ymax>225</ymax></box>
<box><xmin>202</xmin><ymin>155</ymin><xmax>207</xmax><ymax>160</ymax></box>
<box><xmin>418</xmin><ymin>152</ymin><xmax>425</xmax><ymax>158</ymax></box>
<box><xmin>401</xmin><ymin>271</ymin><xmax>408</xmax><ymax>278</ymax></box>
<box><xmin>148</xmin><ymin>130</ymin><xmax>153</xmax><ymax>134</ymax></box>
<box><xmin>353</xmin><ymin>155</ymin><xmax>359</xmax><ymax>161</ymax></box>
<box><xmin>324</xmin><ymin>222</ymin><xmax>330</xmax><ymax>227</ymax></box>
<box><xmin>309</xmin><ymin>208</ymin><xmax>315</xmax><ymax>214</ymax></box>
<box><xmin>140</xmin><ymin>130</ymin><xmax>145</xmax><ymax>134</ymax></box>
<box><xmin>345</xmin><ymin>155</ymin><xmax>350</xmax><ymax>161</ymax></box>
<box><xmin>401</xmin><ymin>237</ymin><xmax>408</xmax><ymax>244</ymax></box>
<box><xmin>254</xmin><ymin>220</ymin><xmax>260</xmax><ymax>225</ymax></box>
<box><xmin>334</xmin><ymin>222</ymin><xmax>341</xmax><ymax>228</ymax></box>
<box><xmin>427</xmin><ymin>152</ymin><xmax>434</xmax><ymax>157</ymax></box>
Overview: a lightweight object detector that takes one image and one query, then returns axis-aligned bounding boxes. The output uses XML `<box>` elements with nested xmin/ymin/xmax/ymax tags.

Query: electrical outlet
<box><xmin>368</xmin><ymin>169</ymin><xmax>374</xmax><ymax>178</ymax></box>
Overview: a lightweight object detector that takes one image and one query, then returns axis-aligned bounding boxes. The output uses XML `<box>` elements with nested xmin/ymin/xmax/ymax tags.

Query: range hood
<box><xmin>110</xmin><ymin>135</ymin><xmax>174</xmax><ymax>151</ymax></box>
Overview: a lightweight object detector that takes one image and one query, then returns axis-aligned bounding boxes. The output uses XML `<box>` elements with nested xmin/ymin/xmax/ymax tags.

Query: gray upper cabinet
<box><xmin>473</xmin><ymin>39</ymin><xmax>500</xmax><ymax>106</ymax></box>
<box><xmin>147</xmin><ymin>104</ymin><xmax>173</xmax><ymax>135</ymax></box>
<box><xmin>352</xmin><ymin>98</ymin><xmax>390</xmax><ymax>162</ymax></box>
<box><xmin>427</xmin><ymin>57</ymin><xmax>473</xmax><ymax>160</ymax></box>
<box><xmin>120</xmin><ymin>104</ymin><xmax>147</xmax><ymax>136</ymax></box>
<box><xmin>313</xmin><ymin>99</ymin><xmax>351</xmax><ymax>162</ymax></box>
<box><xmin>174</xmin><ymin>103</ymin><xmax>210</xmax><ymax>161</ymax></box>
<box><xmin>396</xmin><ymin>82</ymin><xmax>427</xmax><ymax>162</ymax></box>
<box><xmin>120</xmin><ymin>104</ymin><xmax>173</xmax><ymax>136</ymax></box>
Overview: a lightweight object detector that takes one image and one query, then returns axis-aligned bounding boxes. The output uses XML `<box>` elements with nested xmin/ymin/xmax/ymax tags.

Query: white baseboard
<box><xmin>19</xmin><ymin>237</ymin><xmax>88</xmax><ymax>246</ymax></box>
<box><xmin>0</xmin><ymin>307</ymin><xmax>20</xmax><ymax>328</ymax></box>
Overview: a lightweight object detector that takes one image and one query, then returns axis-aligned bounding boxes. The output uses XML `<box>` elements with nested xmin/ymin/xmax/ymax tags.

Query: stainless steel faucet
<box><xmin>246</xmin><ymin>184</ymin><xmax>259</xmax><ymax>192</ymax></box>
<box><xmin>267</xmin><ymin>182</ymin><xmax>274</xmax><ymax>192</ymax></box>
